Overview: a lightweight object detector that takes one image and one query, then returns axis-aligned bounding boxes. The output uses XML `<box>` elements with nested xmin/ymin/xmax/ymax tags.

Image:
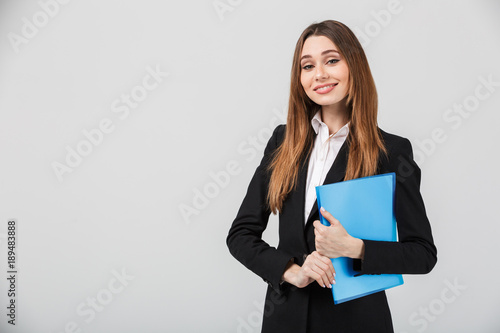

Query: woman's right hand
<box><xmin>282</xmin><ymin>251</ymin><xmax>336</xmax><ymax>289</ymax></box>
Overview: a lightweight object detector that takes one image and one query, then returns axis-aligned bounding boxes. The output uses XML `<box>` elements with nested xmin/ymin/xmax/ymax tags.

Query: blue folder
<box><xmin>315</xmin><ymin>172</ymin><xmax>404</xmax><ymax>304</ymax></box>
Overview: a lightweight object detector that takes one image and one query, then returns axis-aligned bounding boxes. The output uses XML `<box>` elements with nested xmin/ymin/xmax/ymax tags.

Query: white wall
<box><xmin>0</xmin><ymin>0</ymin><xmax>498</xmax><ymax>332</ymax></box>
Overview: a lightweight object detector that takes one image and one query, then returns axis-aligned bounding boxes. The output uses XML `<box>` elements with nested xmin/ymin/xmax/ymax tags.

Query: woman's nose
<box><xmin>315</xmin><ymin>65</ymin><xmax>328</xmax><ymax>80</ymax></box>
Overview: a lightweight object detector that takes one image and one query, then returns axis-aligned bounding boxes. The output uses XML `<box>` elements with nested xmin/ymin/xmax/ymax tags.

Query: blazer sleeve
<box><xmin>226</xmin><ymin>124</ymin><xmax>294</xmax><ymax>294</ymax></box>
<box><xmin>354</xmin><ymin>137</ymin><xmax>437</xmax><ymax>275</ymax></box>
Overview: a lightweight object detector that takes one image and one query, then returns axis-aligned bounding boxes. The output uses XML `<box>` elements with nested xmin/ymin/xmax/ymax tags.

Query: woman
<box><xmin>226</xmin><ymin>20</ymin><xmax>437</xmax><ymax>332</ymax></box>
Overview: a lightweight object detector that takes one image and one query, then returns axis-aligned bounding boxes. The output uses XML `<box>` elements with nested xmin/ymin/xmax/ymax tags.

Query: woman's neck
<box><xmin>321</xmin><ymin>101</ymin><xmax>349</xmax><ymax>135</ymax></box>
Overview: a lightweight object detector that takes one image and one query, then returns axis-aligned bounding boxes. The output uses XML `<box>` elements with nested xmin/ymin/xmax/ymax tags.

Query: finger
<box><xmin>319</xmin><ymin>207</ymin><xmax>339</xmax><ymax>226</ymax></box>
<box><xmin>314</xmin><ymin>262</ymin><xmax>334</xmax><ymax>287</ymax></box>
<box><xmin>310</xmin><ymin>252</ymin><xmax>335</xmax><ymax>287</ymax></box>
<box><xmin>317</xmin><ymin>255</ymin><xmax>336</xmax><ymax>285</ymax></box>
<box><xmin>326</xmin><ymin>259</ymin><xmax>336</xmax><ymax>284</ymax></box>
<box><xmin>313</xmin><ymin>226</ymin><xmax>319</xmax><ymax>238</ymax></box>
<box><xmin>314</xmin><ymin>231</ymin><xmax>324</xmax><ymax>251</ymax></box>
<box><xmin>305</xmin><ymin>254</ymin><xmax>330</xmax><ymax>288</ymax></box>
<box><xmin>313</xmin><ymin>220</ymin><xmax>325</xmax><ymax>230</ymax></box>
<box><xmin>302</xmin><ymin>263</ymin><xmax>326</xmax><ymax>288</ymax></box>
<box><xmin>312</xmin><ymin>252</ymin><xmax>336</xmax><ymax>284</ymax></box>
<box><xmin>307</xmin><ymin>252</ymin><xmax>336</xmax><ymax>285</ymax></box>
<box><xmin>313</xmin><ymin>223</ymin><xmax>326</xmax><ymax>246</ymax></box>
<box><xmin>309</xmin><ymin>263</ymin><xmax>332</xmax><ymax>288</ymax></box>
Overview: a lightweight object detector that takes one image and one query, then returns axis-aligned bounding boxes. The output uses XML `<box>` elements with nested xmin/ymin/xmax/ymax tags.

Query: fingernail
<box><xmin>332</xmin><ymin>280</ymin><xmax>336</xmax><ymax>285</ymax></box>
<box><xmin>328</xmin><ymin>284</ymin><xmax>332</xmax><ymax>288</ymax></box>
<box><xmin>320</xmin><ymin>207</ymin><xmax>325</xmax><ymax>212</ymax></box>
<box><xmin>322</xmin><ymin>284</ymin><xmax>326</xmax><ymax>288</ymax></box>
<box><xmin>333</xmin><ymin>273</ymin><xmax>336</xmax><ymax>278</ymax></box>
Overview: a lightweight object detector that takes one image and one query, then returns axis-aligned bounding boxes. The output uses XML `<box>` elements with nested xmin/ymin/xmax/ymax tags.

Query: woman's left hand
<box><xmin>313</xmin><ymin>207</ymin><xmax>365</xmax><ymax>259</ymax></box>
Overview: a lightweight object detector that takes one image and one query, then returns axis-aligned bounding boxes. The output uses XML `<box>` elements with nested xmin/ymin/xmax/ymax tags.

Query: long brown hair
<box><xmin>267</xmin><ymin>20</ymin><xmax>386</xmax><ymax>214</ymax></box>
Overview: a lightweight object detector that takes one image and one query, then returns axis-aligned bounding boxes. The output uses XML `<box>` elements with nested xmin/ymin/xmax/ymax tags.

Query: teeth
<box><xmin>317</xmin><ymin>84</ymin><xmax>335</xmax><ymax>91</ymax></box>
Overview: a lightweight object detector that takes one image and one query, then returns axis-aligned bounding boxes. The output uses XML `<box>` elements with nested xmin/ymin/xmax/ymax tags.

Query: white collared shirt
<box><xmin>304</xmin><ymin>112</ymin><xmax>349</xmax><ymax>224</ymax></box>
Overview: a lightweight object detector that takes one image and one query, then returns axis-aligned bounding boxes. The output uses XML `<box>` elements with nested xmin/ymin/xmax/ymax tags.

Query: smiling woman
<box><xmin>227</xmin><ymin>20</ymin><xmax>437</xmax><ymax>333</ymax></box>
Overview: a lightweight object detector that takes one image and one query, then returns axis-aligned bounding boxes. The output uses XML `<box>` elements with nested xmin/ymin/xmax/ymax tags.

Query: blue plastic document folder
<box><xmin>315</xmin><ymin>172</ymin><xmax>404</xmax><ymax>304</ymax></box>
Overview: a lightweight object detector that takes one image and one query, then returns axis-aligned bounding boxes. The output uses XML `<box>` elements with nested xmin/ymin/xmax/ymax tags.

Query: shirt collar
<box><xmin>311</xmin><ymin>111</ymin><xmax>349</xmax><ymax>138</ymax></box>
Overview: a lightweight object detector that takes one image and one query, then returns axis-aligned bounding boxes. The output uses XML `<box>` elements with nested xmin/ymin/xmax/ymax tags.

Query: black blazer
<box><xmin>227</xmin><ymin>124</ymin><xmax>437</xmax><ymax>333</ymax></box>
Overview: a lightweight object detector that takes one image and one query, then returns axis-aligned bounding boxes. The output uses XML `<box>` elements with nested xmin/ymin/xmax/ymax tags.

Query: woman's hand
<box><xmin>282</xmin><ymin>251</ymin><xmax>336</xmax><ymax>289</ymax></box>
<box><xmin>313</xmin><ymin>207</ymin><xmax>365</xmax><ymax>259</ymax></box>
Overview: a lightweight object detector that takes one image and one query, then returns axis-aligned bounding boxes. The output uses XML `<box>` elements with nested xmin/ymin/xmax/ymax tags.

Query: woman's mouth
<box><xmin>314</xmin><ymin>83</ymin><xmax>338</xmax><ymax>94</ymax></box>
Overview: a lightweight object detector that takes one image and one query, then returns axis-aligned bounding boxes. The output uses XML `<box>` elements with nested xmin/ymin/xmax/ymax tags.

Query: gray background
<box><xmin>0</xmin><ymin>0</ymin><xmax>499</xmax><ymax>332</ymax></box>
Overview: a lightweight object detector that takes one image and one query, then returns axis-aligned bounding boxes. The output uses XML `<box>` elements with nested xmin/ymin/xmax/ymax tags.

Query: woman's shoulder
<box><xmin>274</xmin><ymin>124</ymin><xmax>286</xmax><ymax>137</ymax></box>
<box><xmin>260</xmin><ymin>124</ymin><xmax>287</xmax><ymax>159</ymax></box>
<box><xmin>377</xmin><ymin>128</ymin><xmax>422</xmax><ymax>186</ymax></box>
<box><xmin>269</xmin><ymin>124</ymin><xmax>287</xmax><ymax>146</ymax></box>
<box><xmin>378</xmin><ymin>128</ymin><xmax>413</xmax><ymax>154</ymax></box>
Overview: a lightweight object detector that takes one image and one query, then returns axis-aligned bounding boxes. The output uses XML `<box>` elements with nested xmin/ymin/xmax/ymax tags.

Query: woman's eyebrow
<box><xmin>300</xmin><ymin>49</ymin><xmax>340</xmax><ymax>62</ymax></box>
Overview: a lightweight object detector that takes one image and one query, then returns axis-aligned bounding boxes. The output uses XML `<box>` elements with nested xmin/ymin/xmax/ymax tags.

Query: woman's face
<box><xmin>300</xmin><ymin>35</ymin><xmax>350</xmax><ymax>107</ymax></box>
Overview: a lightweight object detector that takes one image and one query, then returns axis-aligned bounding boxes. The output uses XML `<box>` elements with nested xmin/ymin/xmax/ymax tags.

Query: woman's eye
<box><xmin>302</xmin><ymin>64</ymin><xmax>313</xmax><ymax>70</ymax></box>
<box><xmin>327</xmin><ymin>59</ymin><xmax>339</xmax><ymax>65</ymax></box>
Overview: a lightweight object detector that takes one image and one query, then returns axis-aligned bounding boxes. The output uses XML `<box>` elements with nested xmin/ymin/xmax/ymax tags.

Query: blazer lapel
<box><xmin>294</xmin><ymin>151</ymin><xmax>311</xmax><ymax>252</ymax></box>
<box><xmin>304</xmin><ymin>140</ymin><xmax>349</xmax><ymax>230</ymax></box>
<box><xmin>285</xmin><ymin>135</ymin><xmax>350</xmax><ymax>254</ymax></box>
